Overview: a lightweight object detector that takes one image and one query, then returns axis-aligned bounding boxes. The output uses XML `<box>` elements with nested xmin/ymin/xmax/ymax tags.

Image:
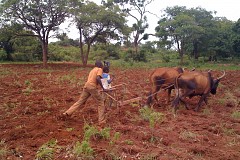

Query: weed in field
<box><xmin>22</xmin><ymin>87</ymin><xmax>33</xmax><ymax>95</ymax></box>
<box><xmin>124</xmin><ymin>139</ymin><xmax>133</xmax><ymax>145</ymax></box>
<box><xmin>22</xmin><ymin>79</ymin><xmax>34</xmax><ymax>95</ymax></box>
<box><xmin>13</xmin><ymin>80</ymin><xmax>22</xmax><ymax>88</ymax></box>
<box><xmin>231</xmin><ymin>111</ymin><xmax>240</xmax><ymax>119</ymax></box>
<box><xmin>46</xmin><ymin>73</ymin><xmax>52</xmax><ymax>80</ymax></box>
<box><xmin>202</xmin><ymin>107</ymin><xmax>212</xmax><ymax>115</ymax></box>
<box><xmin>221</xmin><ymin>126</ymin><xmax>236</xmax><ymax>136</ymax></box>
<box><xmin>35</xmin><ymin>139</ymin><xmax>60</xmax><ymax>160</ymax></box>
<box><xmin>179</xmin><ymin>130</ymin><xmax>198</xmax><ymax>141</ymax></box>
<box><xmin>109</xmin><ymin>132</ymin><xmax>121</xmax><ymax>145</ymax></box>
<box><xmin>66</xmin><ymin>128</ymin><xmax>74</xmax><ymax>132</ymax></box>
<box><xmin>24</xmin><ymin>79</ymin><xmax>32</xmax><ymax>86</ymax></box>
<box><xmin>15</xmin><ymin>124</ymin><xmax>25</xmax><ymax>129</ymax></box>
<box><xmin>76</xmin><ymin>77</ymin><xmax>85</xmax><ymax>87</ymax></box>
<box><xmin>0</xmin><ymin>68</ymin><xmax>12</xmax><ymax>77</ymax></box>
<box><xmin>139</xmin><ymin>107</ymin><xmax>165</xmax><ymax>128</ymax></box>
<box><xmin>73</xmin><ymin>141</ymin><xmax>94</xmax><ymax>159</ymax></box>
<box><xmin>140</xmin><ymin>153</ymin><xmax>159</xmax><ymax>160</ymax></box>
<box><xmin>226</xmin><ymin>137</ymin><xmax>240</xmax><ymax>147</ymax></box>
<box><xmin>217</xmin><ymin>98</ymin><xmax>225</xmax><ymax>105</ymax></box>
<box><xmin>43</xmin><ymin>96</ymin><xmax>54</xmax><ymax>108</ymax></box>
<box><xmin>2</xmin><ymin>102</ymin><xmax>18</xmax><ymax>111</ymax></box>
<box><xmin>83</xmin><ymin>124</ymin><xmax>99</xmax><ymax>141</ymax></box>
<box><xmin>224</xmin><ymin>90</ymin><xmax>239</xmax><ymax>107</ymax></box>
<box><xmin>98</xmin><ymin>127</ymin><xmax>111</xmax><ymax>140</ymax></box>
<box><xmin>37</xmin><ymin>110</ymin><xmax>50</xmax><ymax>116</ymax></box>
<box><xmin>0</xmin><ymin>140</ymin><xmax>8</xmax><ymax>159</ymax></box>
<box><xmin>57</xmin><ymin>74</ymin><xmax>78</xmax><ymax>85</ymax></box>
<box><xmin>104</xmin><ymin>151</ymin><xmax>122</xmax><ymax>160</ymax></box>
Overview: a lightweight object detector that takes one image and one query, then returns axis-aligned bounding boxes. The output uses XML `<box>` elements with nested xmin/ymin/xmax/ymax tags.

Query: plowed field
<box><xmin>1</xmin><ymin>63</ymin><xmax>240</xmax><ymax>160</ymax></box>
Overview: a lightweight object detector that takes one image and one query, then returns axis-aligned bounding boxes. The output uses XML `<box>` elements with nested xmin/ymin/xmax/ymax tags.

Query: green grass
<box><xmin>231</xmin><ymin>111</ymin><xmax>240</xmax><ymax>119</ymax></box>
<box><xmin>1</xmin><ymin>54</ymin><xmax>240</xmax><ymax>71</ymax></box>
<box><xmin>139</xmin><ymin>107</ymin><xmax>165</xmax><ymax>128</ymax></box>
<box><xmin>179</xmin><ymin>130</ymin><xmax>198</xmax><ymax>141</ymax></box>
<box><xmin>0</xmin><ymin>140</ymin><xmax>8</xmax><ymax>159</ymax></box>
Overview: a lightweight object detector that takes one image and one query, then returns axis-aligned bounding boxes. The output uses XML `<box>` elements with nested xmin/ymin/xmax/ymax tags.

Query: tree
<box><xmin>232</xmin><ymin>18</ymin><xmax>240</xmax><ymax>57</ymax></box>
<box><xmin>156</xmin><ymin>6</ymin><xmax>216</xmax><ymax>63</ymax></box>
<box><xmin>208</xmin><ymin>18</ymin><xmax>234</xmax><ymax>60</ymax></box>
<box><xmin>0</xmin><ymin>23</ymin><xmax>25</xmax><ymax>60</ymax></box>
<box><xmin>70</xmin><ymin>0</ymin><xmax>128</xmax><ymax>66</ymax></box>
<box><xmin>1</xmin><ymin>0</ymin><xmax>69</xmax><ymax>67</ymax></box>
<box><xmin>156</xmin><ymin>6</ymin><xmax>191</xmax><ymax>64</ymax></box>
<box><xmin>102</xmin><ymin>0</ymin><xmax>156</xmax><ymax>54</ymax></box>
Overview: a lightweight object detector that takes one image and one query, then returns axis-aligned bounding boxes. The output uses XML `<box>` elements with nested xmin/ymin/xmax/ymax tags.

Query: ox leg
<box><xmin>179</xmin><ymin>89</ymin><xmax>195</xmax><ymax>110</ymax></box>
<box><xmin>195</xmin><ymin>95</ymin><xmax>207</xmax><ymax>112</ymax></box>
<box><xmin>153</xmin><ymin>86</ymin><xmax>161</xmax><ymax>106</ymax></box>
<box><xmin>179</xmin><ymin>98</ymin><xmax>190</xmax><ymax>110</ymax></box>
<box><xmin>167</xmin><ymin>89</ymin><xmax>172</xmax><ymax>104</ymax></box>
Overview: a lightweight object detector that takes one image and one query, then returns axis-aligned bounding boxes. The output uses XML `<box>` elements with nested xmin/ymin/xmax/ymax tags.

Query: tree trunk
<box><xmin>134</xmin><ymin>32</ymin><xmax>140</xmax><ymax>54</ymax></box>
<box><xmin>176</xmin><ymin>40</ymin><xmax>184</xmax><ymax>64</ymax></box>
<box><xmin>193</xmin><ymin>41</ymin><xmax>199</xmax><ymax>60</ymax></box>
<box><xmin>41</xmin><ymin>41</ymin><xmax>48</xmax><ymax>67</ymax></box>
<box><xmin>79</xmin><ymin>28</ymin><xmax>88</xmax><ymax>67</ymax></box>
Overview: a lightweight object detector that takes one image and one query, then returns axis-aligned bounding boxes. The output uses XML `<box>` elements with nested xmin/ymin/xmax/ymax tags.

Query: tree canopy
<box><xmin>1</xmin><ymin>0</ymin><xmax>69</xmax><ymax>66</ymax></box>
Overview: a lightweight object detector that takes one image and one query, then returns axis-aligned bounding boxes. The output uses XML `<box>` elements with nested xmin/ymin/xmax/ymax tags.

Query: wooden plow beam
<box><xmin>100</xmin><ymin>83</ymin><xmax>142</xmax><ymax>108</ymax></box>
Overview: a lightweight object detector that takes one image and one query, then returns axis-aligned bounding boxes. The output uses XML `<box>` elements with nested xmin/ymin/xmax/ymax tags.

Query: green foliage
<box><xmin>0</xmin><ymin>140</ymin><xmax>8</xmax><ymax>159</ymax></box>
<box><xmin>231</xmin><ymin>111</ymin><xmax>240</xmax><ymax>119</ymax></box>
<box><xmin>98</xmin><ymin>127</ymin><xmax>111</xmax><ymax>140</ymax></box>
<box><xmin>123</xmin><ymin>49</ymin><xmax>147</xmax><ymax>62</ymax></box>
<box><xmin>48</xmin><ymin>44</ymin><xmax>80</xmax><ymax>61</ymax></box>
<box><xmin>179</xmin><ymin>130</ymin><xmax>197</xmax><ymax>141</ymax></box>
<box><xmin>83</xmin><ymin>124</ymin><xmax>99</xmax><ymax>141</ymax></box>
<box><xmin>70</xmin><ymin>1</ymin><xmax>128</xmax><ymax>65</ymax></box>
<box><xmin>0</xmin><ymin>49</ymin><xmax>7</xmax><ymax>61</ymax></box>
<box><xmin>36</xmin><ymin>139</ymin><xmax>59</xmax><ymax>160</ymax></box>
<box><xmin>124</xmin><ymin>139</ymin><xmax>133</xmax><ymax>145</ymax></box>
<box><xmin>139</xmin><ymin>107</ymin><xmax>165</xmax><ymax>128</ymax></box>
<box><xmin>93</xmin><ymin>44</ymin><xmax>120</xmax><ymax>60</ymax></box>
<box><xmin>133</xmin><ymin>50</ymin><xmax>147</xmax><ymax>62</ymax></box>
<box><xmin>73</xmin><ymin>141</ymin><xmax>94</xmax><ymax>158</ymax></box>
<box><xmin>12</xmin><ymin>52</ymin><xmax>34</xmax><ymax>62</ymax></box>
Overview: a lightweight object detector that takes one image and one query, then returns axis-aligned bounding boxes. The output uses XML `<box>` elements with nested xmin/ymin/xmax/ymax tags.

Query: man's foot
<box><xmin>97</xmin><ymin>120</ymin><xmax>106</xmax><ymax>130</ymax></box>
<box><xmin>57</xmin><ymin>113</ymin><xmax>70</xmax><ymax>120</ymax></box>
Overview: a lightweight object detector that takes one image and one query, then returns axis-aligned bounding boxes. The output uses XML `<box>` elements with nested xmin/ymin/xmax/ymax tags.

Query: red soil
<box><xmin>0</xmin><ymin>63</ymin><xmax>239</xmax><ymax>160</ymax></box>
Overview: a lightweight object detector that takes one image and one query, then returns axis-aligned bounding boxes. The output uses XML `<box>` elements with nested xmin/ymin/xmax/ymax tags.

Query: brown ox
<box><xmin>146</xmin><ymin>67</ymin><xmax>184</xmax><ymax>106</ymax></box>
<box><xmin>172</xmin><ymin>70</ymin><xmax>225</xmax><ymax>112</ymax></box>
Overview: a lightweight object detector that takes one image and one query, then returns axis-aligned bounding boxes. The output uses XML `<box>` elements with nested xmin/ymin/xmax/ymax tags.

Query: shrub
<box><xmin>0</xmin><ymin>49</ymin><xmax>7</xmax><ymax>61</ymax></box>
<box><xmin>35</xmin><ymin>139</ymin><xmax>59</xmax><ymax>160</ymax></box>
<box><xmin>12</xmin><ymin>52</ymin><xmax>34</xmax><ymax>62</ymax></box>
<box><xmin>139</xmin><ymin>107</ymin><xmax>165</xmax><ymax>128</ymax></box>
<box><xmin>0</xmin><ymin>140</ymin><xmax>8</xmax><ymax>159</ymax></box>
<box><xmin>48</xmin><ymin>44</ymin><xmax>80</xmax><ymax>61</ymax></box>
<box><xmin>73</xmin><ymin>141</ymin><xmax>94</xmax><ymax>158</ymax></box>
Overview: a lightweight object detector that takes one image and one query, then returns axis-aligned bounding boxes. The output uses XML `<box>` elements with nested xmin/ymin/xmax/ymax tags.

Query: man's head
<box><xmin>103</xmin><ymin>66</ymin><xmax>109</xmax><ymax>73</ymax></box>
<box><xmin>95</xmin><ymin>60</ymin><xmax>103</xmax><ymax>68</ymax></box>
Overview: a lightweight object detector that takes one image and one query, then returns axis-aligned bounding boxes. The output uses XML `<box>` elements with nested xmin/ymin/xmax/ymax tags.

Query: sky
<box><xmin>55</xmin><ymin>0</ymin><xmax>240</xmax><ymax>41</ymax></box>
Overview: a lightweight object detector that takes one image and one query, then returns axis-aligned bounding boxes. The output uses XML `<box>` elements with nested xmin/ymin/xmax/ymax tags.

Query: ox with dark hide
<box><xmin>146</xmin><ymin>67</ymin><xmax>184</xmax><ymax>106</ymax></box>
<box><xmin>172</xmin><ymin>70</ymin><xmax>225</xmax><ymax>112</ymax></box>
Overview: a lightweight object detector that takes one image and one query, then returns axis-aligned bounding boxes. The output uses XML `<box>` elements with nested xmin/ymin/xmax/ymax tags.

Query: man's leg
<box><xmin>89</xmin><ymin>89</ymin><xmax>106</xmax><ymax>124</ymax></box>
<box><xmin>64</xmin><ymin>89</ymin><xmax>90</xmax><ymax>116</ymax></box>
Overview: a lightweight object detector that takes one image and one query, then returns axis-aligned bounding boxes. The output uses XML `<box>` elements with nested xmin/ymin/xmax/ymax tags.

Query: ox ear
<box><xmin>217</xmin><ymin>71</ymin><xmax>226</xmax><ymax>81</ymax></box>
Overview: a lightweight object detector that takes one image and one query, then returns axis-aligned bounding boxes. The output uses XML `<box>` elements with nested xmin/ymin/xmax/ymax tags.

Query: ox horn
<box><xmin>217</xmin><ymin>70</ymin><xmax>226</xmax><ymax>80</ymax></box>
<box><xmin>191</xmin><ymin>67</ymin><xmax>195</xmax><ymax>71</ymax></box>
<box><xmin>208</xmin><ymin>69</ymin><xmax>212</xmax><ymax>72</ymax></box>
